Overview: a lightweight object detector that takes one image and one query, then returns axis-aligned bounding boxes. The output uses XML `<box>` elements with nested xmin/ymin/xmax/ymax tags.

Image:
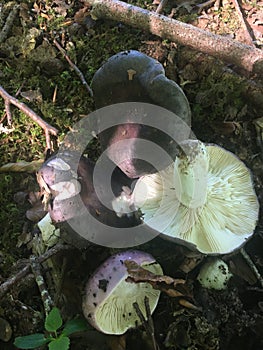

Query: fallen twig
<box><xmin>0</xmin><ymin>243</ymin><xmax>72</xmax><ymax>299</ymax></box>
<box><xmin>88</xmin><ymin>0</ymin><xmax>263</xmax><ymax>75</ymax></box>
<box><xmin>196</xmin><ymin>0</ymin><xmax>217</xmax><ymax>13</ymax></box>
<box><xmin>52</xmin><ymin>38</ymin><xmax>93</xmax><ymax>97</ymax></box>
<box><xmin>0</xmin><ymin>85</ymin><xmax>58</xmax><ymax>150</ymax></box>
<box><xmin>0</xmin><ymin>159</ymin><xmax>44</xmax><ymax>173</ymax></box>
<box><xmin>0</xmin><ymin>4</ymin><xmax>20</xmax><ymax>44</ymax></box>
<box><xmin>232</xmin><ymin>0</ymin><xmax>255</xmax><ymax>47</ymax></box>
<box><xmin>133</xmin><ymin>297</ymin><xmax>159</xmax><ymax>350</ymax></box>
<box><xmin>156</xmin><ymin>0</ymin><xmax>169</xmax><ymax>14</ymax></box>
<box><xmin>30</xmin><ymin>255</ymin><xmax>54</xmax><ymax>316</ymax></box>
<box><xmin>241</xmin><ymin>248</ymin><xmax>263</xmax><ymax>289</ymax></box>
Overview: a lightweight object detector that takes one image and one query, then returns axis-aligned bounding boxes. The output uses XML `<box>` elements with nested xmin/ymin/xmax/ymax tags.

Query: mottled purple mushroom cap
<box><xmin>82</xmin><ymin>250</ymin><xmax>163</xmax><ymax>335</ymax></box>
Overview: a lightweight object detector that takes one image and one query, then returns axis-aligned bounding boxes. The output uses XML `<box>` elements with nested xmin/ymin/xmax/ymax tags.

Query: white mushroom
<box><xmin>132</xmin><ymin>140</ymin><xmax>259</xmax><ymax>254</ymax></box>
<box><xmin>82</xmin><ymin>250</ymin><xmax>163</xmax><ymax>335</ymax></box>
<box><xmin>197</xmin><ymin>258</ymin><xmax>233</xmax><ymax>290</ymax></box>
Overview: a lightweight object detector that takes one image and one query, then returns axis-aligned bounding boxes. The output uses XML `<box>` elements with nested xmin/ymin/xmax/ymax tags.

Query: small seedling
<box><xmin>14</xmin><ymin>307</ymin><xmax>88</xmax><ymax>349</ymax></box>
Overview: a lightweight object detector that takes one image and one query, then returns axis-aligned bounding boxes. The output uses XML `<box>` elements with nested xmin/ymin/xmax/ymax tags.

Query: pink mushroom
<box><xmin>82</xmin><ymin>250</ymin><xmax>163</xmax><ymax>335</ymax></box>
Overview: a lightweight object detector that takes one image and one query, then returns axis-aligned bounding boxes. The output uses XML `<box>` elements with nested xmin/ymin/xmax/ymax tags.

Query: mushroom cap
<box><xmin>83</xmin><ymin>250</ymin><xmax>163</xmax><ymax>335</ymax></box>
<box><xmin>92</xmin><ymin>50</ymin><xmax>191</xmax><ymax>178</ymax></box>
<box><xmin>92</xmin><ymin>50</ymin><xmax>191</xmax><ymax>123</ymax></box>
<box><xmin>197</xmin><ymin>258</ymin><xmax>232</xmax><ymax>290</ymax></box>
<box><xmin>133</xmin><ymin>142</ymin><xmax>259</xmax><ymax>254</ymax></box>
<box><xmin>37</xmin><ymin>152</ymin><xmax>141</xmax><ymax>248</ymax></box>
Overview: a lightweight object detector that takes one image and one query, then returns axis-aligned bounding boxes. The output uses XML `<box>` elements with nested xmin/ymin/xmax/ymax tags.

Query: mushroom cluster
<box><xmin>35</xmin><ymin>50</ymin><xmax>260</xmax><ymax>341</ymax></box>
<box><xmin>83</xmin><ymin>250</ymin><xmax>163</xmax><ymax>335</ymax></box>
<box><xmin>132</xmin><ymin>140</ymin><xmax>259</xmax><ymax>254</ymax></box>
<box><xmin>37</xmin><ymin>51</ymin><xmax>259</xmax><ymax>255</ymax></box>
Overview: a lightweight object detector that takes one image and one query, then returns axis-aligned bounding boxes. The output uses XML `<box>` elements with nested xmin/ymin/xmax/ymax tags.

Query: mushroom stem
<box><xmin>174</xmin><ymin>140</ymin><xmax>208</xmax><ymax>209</ymax></box>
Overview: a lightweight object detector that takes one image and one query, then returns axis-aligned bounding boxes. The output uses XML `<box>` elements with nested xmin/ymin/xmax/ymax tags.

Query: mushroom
<box><xmin>197</xmin><ymin>258</ymin><xmax>232</xmax><ymax>290</ymax></box>
<box><xmin>37</xmin><ymin>151</ymin><xmax>138</xmax><ymax>247</ymax></box>
<box><xmin>82</xmin><ymin>250</ymin><xmax>163</xmax><ymax>335</ymax></box>
<box><xmin>132</xmin><ymin>140</ymin><xmax>259</xmax><ymax>254</ymax></box>
<box><xmin>92</xmin><ymin>50</ymin><xmax>191</xmax><ymax>178</ymax></box>
<box><xmin>92</xmin><ymin>50</ymin><xmax>191</xmax><ymax>121</ymax></box>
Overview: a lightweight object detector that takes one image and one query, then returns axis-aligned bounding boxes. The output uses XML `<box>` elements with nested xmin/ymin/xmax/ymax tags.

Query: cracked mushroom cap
<box><xmin>132</xmin><ymin>140</ymin><xmax>259</xmax><ymax>254</ymax></box>
<box><xmin>82</xmin><ymin>250</ymin><xmax>163</xmax><ymax>335</ymax></box>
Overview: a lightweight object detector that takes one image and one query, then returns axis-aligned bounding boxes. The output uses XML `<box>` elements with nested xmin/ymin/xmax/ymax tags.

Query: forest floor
<box><xmin>0</xmin><ymin>0</ymin><xmax>263</xmax><ymax>349</ymax></box>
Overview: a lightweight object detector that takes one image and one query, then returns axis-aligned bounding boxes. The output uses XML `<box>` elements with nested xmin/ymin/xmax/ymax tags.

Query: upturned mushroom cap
<box><xmin>132</xmin><ymin>140</ymin><xmax>259</xmax><ymax>254</ymax></box>
<box><xmin>83</xmin><ymin>250</ymin><xmax>163</xmax><ymax>335</ymax></box>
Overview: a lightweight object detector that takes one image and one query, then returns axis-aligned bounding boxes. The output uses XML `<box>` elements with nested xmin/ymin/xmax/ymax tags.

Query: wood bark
<box><xmin>88</xmin><ymin>0</ymin><xmax>263</xmax><ymax>76</ymax></box>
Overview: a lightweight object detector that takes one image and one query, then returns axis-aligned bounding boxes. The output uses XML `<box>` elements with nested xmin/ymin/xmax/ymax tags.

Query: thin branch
<box><xmin>196</xmin><ymin>0</ymin><xmax>217</xmax><ymax>13</ymax></box>
<box><xmin>241</xmin><ymin>248</ymin><xmax>263</xmax><ymax>289</ymax></box>
<box><xmin>0</xmin><ymin>243</ymin><xmax>72</xmax><ymax>299</ymax></box>
<box><xmin>0</xmin><ymin>4</ymin><xmax>20</xmax><ymax>44</ymax></box>
<box><xmin>30</xmin><ymin>255</ymin><xmax>54</xmax><ymax>316</ymax></box>
<box><xmin>133</xmin><ymin>297</ymin><xmax>159</xmax><ymax>350</ymax></box>
<box><xmin>0</xmin><ymin>85</ymin><xmax>58</xmax><ymax>150</ymax></box>
<box><xmin>156</xmin><ymin>0</ymin><xmax>169</xmax><ymax>14</ymax></box>
<box><xmin>232</xmin><ymin>0</ymin><xmax>255</xmax><ymax>47</ymax></box>
<box><xmin>0</xmin><ymin>159</ymin><xmax>43</xmax><ymax>173</ymax></box>
<box><xmin>52</xmin><ymin>38</ymin><xmax>93</xmax><ymax>97</ymax></box>
<box><xmin>88</xmin><ymin>0</ymin><xmax>263</xmax><ymax>75</ymax></box>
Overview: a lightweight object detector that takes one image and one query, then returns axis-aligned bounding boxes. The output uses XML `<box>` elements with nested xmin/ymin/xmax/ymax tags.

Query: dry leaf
<box><xmin>125</xmin><ymin>260</ymin><xmax>191</xmax><ymax>298</ymax></box>
<box><xmin>179</xmin><ymin>251</ymin><xmax>204</xmax><ymax>273</ymax></box>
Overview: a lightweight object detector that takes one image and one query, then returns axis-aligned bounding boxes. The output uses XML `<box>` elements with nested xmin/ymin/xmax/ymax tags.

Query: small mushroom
<box><xmin>132</xmin><ymin>140</ymin><xmax>259</xmax><ymax>254</ymax></box>
<box><xmin>82</xmin><ymin>250</ymin><xmax>163</xmax><ymax>335</ymax></box>
<box><xmin>197</xmin><ymin>258</ymin><xmax>232</xmax><ymax>290</ymax></box>
<box><xmin>92</xmin><ymin>50</ymin><xmax>191</xmax><ymax>178</ymax></box>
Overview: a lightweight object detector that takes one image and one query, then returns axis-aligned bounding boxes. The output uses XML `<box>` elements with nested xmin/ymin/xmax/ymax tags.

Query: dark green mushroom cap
<box><xmin>92</xmin><ymin>50</ymin><xmax>191</xmax><ymax>123</ymax></box>
<box><xmin>92</xmin><ymin>50</ymin><xmax>191</xmax><ymax>178</ymax></box>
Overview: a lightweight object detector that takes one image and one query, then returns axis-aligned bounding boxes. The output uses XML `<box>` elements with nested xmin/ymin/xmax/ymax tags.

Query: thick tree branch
<box><xmin>88</xmin><ymin>0</ymin><xmax>263</xmax><ymax>76</ymax></box>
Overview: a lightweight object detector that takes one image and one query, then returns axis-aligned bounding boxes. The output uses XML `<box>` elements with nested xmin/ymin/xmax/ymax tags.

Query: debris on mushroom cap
<box><xmin>197</xmin><ymin>258</ymin><xmax>232</xmax><ymax>290</ymax></box>
<box><xmin>82</xmin><ymin>250</ymin><xmax>163</xmax><ymax>335</ymax></box>
<box><xmin>132</xmin><ymin>140</ymin><xmax>259</xmax><ymax>255</ymax></box>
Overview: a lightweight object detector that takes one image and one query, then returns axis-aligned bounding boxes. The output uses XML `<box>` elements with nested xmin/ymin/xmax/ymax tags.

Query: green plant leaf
<box><xmin>62</xmin><ymin>318</ymin><xmax>88</xmax><ymax>336</ymax></box>
<box><xmin>48</xmin><ymin>336</ymin><xmax>70</xmax><ymax>350</ymax></box>
<box><xmin>14</xmin><ymin>333</ymin><xmax>49</xmax><ymax>349</ymax></box>
<box><xmin>45</xmin><ymin>307</ymin><xmax>63</xmax><ymax>332</ymax></box>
